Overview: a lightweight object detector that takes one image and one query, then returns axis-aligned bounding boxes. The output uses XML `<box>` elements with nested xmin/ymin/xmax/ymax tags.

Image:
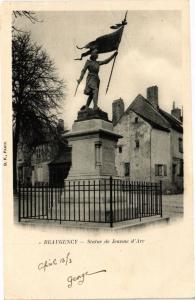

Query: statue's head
<box><xmin>90</xmin><ymin>49</ymin><xmax>98</xmax><ymax>61</ymax></box>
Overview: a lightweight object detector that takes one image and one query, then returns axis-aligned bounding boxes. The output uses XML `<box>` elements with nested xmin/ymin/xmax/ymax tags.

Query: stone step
<box><xmin>19</xmin><ymin>215</ymin><xmax>169</xmax><ymax>229</ymax></box>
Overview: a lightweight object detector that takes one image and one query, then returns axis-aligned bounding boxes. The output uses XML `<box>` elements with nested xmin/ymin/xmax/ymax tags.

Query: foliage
<box><xmin>12</xmin><ymin>32</ymin><xmax>66</xmax><ymax>145</ymax></box>
<box><xmin>12</xmin><ymin>32</ymin><xmax>66</xmax><ymax>190</ymax></box>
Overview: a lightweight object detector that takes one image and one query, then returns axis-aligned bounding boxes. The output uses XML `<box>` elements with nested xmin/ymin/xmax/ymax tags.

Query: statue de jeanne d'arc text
<box><xmin>74</xmin><ymin>11</ymin><xmax>128</xmax><ymax>111</ymax></box>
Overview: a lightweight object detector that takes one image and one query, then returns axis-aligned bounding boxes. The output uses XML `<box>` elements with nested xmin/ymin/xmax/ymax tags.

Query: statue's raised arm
<box><xmin>99</xmin><ymin>51</ymin><xmax>118</xmax><ymax>66</ymax></box>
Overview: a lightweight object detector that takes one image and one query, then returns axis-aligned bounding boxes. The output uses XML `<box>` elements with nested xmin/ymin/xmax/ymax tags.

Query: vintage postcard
<box><xmin>1</xmin><ymin>0</ymin><xmax>195</xmax><ymax>299</ymax></box>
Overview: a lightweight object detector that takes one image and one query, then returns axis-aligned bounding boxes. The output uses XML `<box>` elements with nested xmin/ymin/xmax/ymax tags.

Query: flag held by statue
<box><xmin>75</xmin><ymin>23</ymin><xmax>125</xmax><ymax>60</ymax></box>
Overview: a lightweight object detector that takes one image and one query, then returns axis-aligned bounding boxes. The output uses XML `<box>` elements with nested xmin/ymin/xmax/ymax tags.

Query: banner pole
<box><xmin>105</xmin><ymin>11</ymin><xmax>128</xmax><ymax>94</ymax></box>
<box><xmin>105</xmin><ymin>55</ymin><xmax>117</xmax><ymax>94</ymax></box>
<box><xmin>74</xmin><ymin>82</ymin><xmax>79</xmax><ymax>97</ymax></box>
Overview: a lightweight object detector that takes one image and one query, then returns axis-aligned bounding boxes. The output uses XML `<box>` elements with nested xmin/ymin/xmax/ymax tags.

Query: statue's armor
<box><xmin>84</xmin><ymin>60</ymin><xmax>100</xmax><ymax>96</ymax></box>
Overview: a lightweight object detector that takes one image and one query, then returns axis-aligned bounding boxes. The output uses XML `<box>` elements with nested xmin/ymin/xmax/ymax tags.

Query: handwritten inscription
<box><xmin>38</xmin><ymin>252</ymin><xmax>72</xmax><ymax>272</ymax></box>
<box><xmin>37</xmin><ymin>252</ymin><xmax>106</xmax><ymax>288</ymax></box>
<box><xmin>67</xmin><ymin>269</ymin><xmax>107</xmax><ymax>288</ymax></box>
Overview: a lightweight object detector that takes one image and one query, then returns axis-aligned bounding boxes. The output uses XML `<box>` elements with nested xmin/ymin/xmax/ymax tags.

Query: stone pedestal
<box><xmin>64</xmin><ymin>107</ymin><xmax>122</xmax><ymax>180</ymax></box>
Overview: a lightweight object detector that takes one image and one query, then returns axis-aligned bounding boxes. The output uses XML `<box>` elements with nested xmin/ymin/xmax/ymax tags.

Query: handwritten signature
<box><xmin>67</xmin><ymin>269</ymin><xmax>107</xmax><ymax>288</ymax></box>
<box><xmin>37</xmin><ymin>252</ymin><xmax>106</xmax><ymax>288</ymax></box>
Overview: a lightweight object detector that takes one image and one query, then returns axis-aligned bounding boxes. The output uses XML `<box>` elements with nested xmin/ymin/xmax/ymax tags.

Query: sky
<box><xmin>13</xmin><ymin>10</ymin><xmax>182</xmax><ymax>128</ymax></box>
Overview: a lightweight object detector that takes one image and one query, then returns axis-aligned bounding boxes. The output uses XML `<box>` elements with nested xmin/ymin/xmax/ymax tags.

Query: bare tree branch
<box><xmin>13</xmin><ymin>11</ymin><xmax>41</xmax><ymax>23</ymax></box>
<box><xmin>12</xmin><ymin>11</ymin><xmax>42</xmax><ymax>32</ymax></box>
<box><xmin>12</xmin><ymin>32</ymin><xmax>66</xmax><ymax>190</ymax></box>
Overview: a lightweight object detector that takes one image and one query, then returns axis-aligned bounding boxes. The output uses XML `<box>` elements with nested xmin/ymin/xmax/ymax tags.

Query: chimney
<box><xmin>112</xmin><ymin>98</ymin><xmax>125</xmax><ymax>125</ymax></box>
<box><xmin>57</xmin><ymin>119</ymin><xmax>65</xmax><ymax>133</ymax></box>
<box><xmin>171</xmin><ymin>102</ymin><xmax>182</xmax><ymax>122</ymax></box>
<box><xmin>147</xmin><ymin>86</ymin><xmax>159</xmax><ymax>109</ymax></box>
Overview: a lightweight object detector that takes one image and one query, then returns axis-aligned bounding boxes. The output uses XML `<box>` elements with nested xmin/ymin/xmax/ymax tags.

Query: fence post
<box><xmin>60</xmin><ymin>185</ymin><xmax>62</xmax><ymax>224</ymax></box>
<box><xmin>160</xmin><ymin>181</ymin><xmax>163</xmax><ymax>217</ymax></box>
<box><xmin>110</xmin><ymin>176</ymin><xmax>113</xmax><ymax>228</ymax></box>
<box><xmin>155</xmin><ymin>182</ymin><xmax>158</xmax><ymax>215</ymax></box>
<box><xmin>51</xmin><ymin>185</ymin><xmax>53</xmax><ymax>208</ymax></box>
<box><xmin>18</xmin><ymin>181</ymin><xmax>21</xmax><ymax>222</ymax></box>
<box><xmin>139</xmin><ymin>182</ymin><xmax>141</xmax><ymax>221</ymax></box>
<box><xmin>42</xmin><ymin>183</ymin><xmax>44</xmax><ymax>219</ymax></box>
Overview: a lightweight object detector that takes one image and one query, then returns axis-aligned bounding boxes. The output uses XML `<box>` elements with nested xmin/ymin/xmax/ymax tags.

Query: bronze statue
<box><xmin>77</xmin><ymin>50</ymin><xmax>118</xmax><ymax>109</ymax></box>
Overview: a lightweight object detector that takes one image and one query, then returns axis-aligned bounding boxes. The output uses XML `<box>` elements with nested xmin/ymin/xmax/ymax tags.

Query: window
<box><xmin>135</xmin><ymin>117</ymin><xmax>139</xmax><ymax>123</ymax></box>
<box><xmin>135</xmin><ymin>139</ymin><xmax>139</xmax><ymax>148</ymax></box>
<box><xmin>164</xmin><ymin>165</ymin><xmax>167</xmax><ymax>176</ymax></box>
<box><xmin>155</xmin><ymin>164</ymin><xmax>167</xmax><ymax>176</ymax></box>
<box><xmin>118</xmin><ymin>146</ymin><xmax>122</xmax><ymax>153</ymax></box>
<box><xmin>178</xmin><ymin>159</ymin><xmax>183</xmax><ymax>176</ymax></box>
<box><xmin>179</xmin><ymin>138</ymin><xmax>183</xmax><ymax>153</ymax></box>
<box><xmin>124</xmin><ymin>162</ymin><xmax>130</xmax><ymax>177</ymax></box>
<box><xmin>155</xmin><ymin>164</ymin><xmax>163</xmax><ymax>176</ymax></box>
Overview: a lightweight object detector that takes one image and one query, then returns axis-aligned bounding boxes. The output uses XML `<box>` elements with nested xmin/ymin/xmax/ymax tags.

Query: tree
<box><xmin>12</xmin><ymin>32</ymin><xmax>66</xmax><ymax>192</ymax></box>
<box><xmin>12</xmin><ymin>11</ymin><xmax>40</xmax><ymax>32</ymax></box>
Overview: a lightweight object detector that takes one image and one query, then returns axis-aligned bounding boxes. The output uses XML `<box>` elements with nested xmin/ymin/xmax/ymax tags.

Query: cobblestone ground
<box><xmin>162</xmin><ymin>194</ymin><xmax>183</xmax><ymax>218</ymax></box>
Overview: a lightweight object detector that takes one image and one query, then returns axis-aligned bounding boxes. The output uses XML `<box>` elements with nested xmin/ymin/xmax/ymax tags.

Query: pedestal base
<box><xmin>76</xmin><ymin>106</ymin><xmax>109</xmax><ymax>122</ymax></box>
<box><xmin>64</xmin><ymin>110</ymin><xmax>122</xmax><ymax>181</ymax></box>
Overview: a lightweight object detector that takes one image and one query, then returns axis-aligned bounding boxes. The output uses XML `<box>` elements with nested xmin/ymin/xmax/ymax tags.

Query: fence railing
<box><xmin>18</xmin><ymin>177</ymin><xmax>162</xmax><ymax>227</ymax></box>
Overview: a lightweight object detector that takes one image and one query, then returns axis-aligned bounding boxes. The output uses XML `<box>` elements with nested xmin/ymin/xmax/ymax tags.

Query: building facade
<box><xmin>113</xmin><ymin>86</ymin><xmax>183</xmax><ymax>193</ymax></box>
<box><xmin>17</xmin><ymin>119</ymin><xmax>71</xmax><ymax>186</ymax></box>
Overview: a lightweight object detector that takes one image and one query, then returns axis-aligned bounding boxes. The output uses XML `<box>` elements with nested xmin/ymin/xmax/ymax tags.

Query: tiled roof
<box><xmin>116</xmin><ymin>94</ymin><xmax>183</xmax><ymax>133</ymax></box>
<box><xmin>158</xmin><ymin>108</ymin><xmax>183</xmax><ymax>133</ymax></box>
<box><xmin>126</xmin><ymin>94</ymin><xmax>170</xmax><ymax>132</ymax></box>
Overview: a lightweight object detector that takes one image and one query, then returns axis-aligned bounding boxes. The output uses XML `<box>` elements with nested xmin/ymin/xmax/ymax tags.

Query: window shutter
<box><xmin>164</xmin><ymin>165</ymin><xmax>167</xmax><ymax>176</ymax></box>
<box><xmin>124</xmin><ymin>162</ymin><xmax>130</xmax><ymax>177</ymax></box>
<box><xmin>155</xmin><ymin>164</ymin><xmax>158</xmax><ymax>176</ymax></box>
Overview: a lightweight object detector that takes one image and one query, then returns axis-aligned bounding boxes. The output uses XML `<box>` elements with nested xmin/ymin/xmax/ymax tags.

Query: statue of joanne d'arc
<box><xmin>77</xmin><ymin>49</ymin><xmax>118</xmax><ymax>110</ymax></box>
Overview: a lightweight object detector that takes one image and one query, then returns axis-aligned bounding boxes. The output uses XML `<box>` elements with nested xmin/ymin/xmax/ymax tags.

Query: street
<box><xmin>162</xmin><ymin>194</ymin><xmax>183</xmax><ymax>218</ymax></box>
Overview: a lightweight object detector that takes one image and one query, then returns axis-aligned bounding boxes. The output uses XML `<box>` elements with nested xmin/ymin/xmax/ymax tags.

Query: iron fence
<box><xmin>18</xmin><ymin>177</ymin><xmax>162</xmax><ymax>227</ymax></box>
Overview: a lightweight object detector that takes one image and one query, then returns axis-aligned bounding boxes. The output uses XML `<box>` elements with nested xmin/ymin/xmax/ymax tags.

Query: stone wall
<box><xmin>114</xmin><ymin>110</ymin><xmax>183</xmax><ymax>193</ymax></box>
<box><xmin>114</xmin><ymin>111</ymin><xmax>151</xmax><ymax>181</ymax></box>
<box><xmin>128</xmin><ymin>111</ymin><xmax>151</xmax><ymax>181</ymax></box>
<box><xmin>151</xmin><ymin>128</ymin><xmax>171</xmax><ymax>191</ymax></box>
